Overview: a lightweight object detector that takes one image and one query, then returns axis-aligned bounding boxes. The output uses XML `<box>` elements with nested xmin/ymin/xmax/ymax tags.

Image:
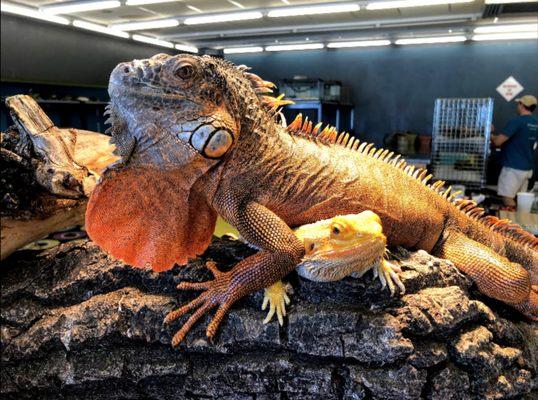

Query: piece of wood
<box><xmin>1</xmin><ymin>95</ymin><xmax>118</xmax><ymax>260</ymax></box>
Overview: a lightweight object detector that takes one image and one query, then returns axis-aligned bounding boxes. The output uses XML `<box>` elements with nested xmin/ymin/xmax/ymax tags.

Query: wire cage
<box><xmin>431</xmin><ymin>98</ymin><xmax>494</xmax><ymax>190</ymax></box>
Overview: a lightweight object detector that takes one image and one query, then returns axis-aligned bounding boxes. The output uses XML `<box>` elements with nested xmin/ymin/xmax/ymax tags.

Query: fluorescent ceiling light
<box><xmin>1</xmin><ymin>2</ymin><xmax>70</xmax><ymax>24</ymax></box>
<box><xmin>73</xmin><ymin>19</ymin><xmax>129</xmax><ymax>37</ymax></box>
<box><xmin>126</xmin><ymin>0</ymin><xmax>179</xmax><ymax>5</ymax></box>
<box><xmin>268</xmin><ymin>3</ymin><xmax>360</xmax><ymax>17</ymax></box>
<box><xmin>40</xmin><ymin>0</ymin><xmax>120</xmax><ymax>14</ymax></box>
<box><xmin>175</xmin><ymin>43</ymin><xmax>198</xmax><ymax>53</ymax></box>
<box><xmin>223</xmin><ymin>46</ymin><xmax>264</xmax><ymax>54</ymax></box>
<box><xmin>474</xmin><ymin>23</ymin><xmax>538</xmax><ymax>33</ymax></box>
<box><xmin>111</xmin><ymin>19</ymin><xmax>179</xmax><ymax>31</ymax></box>
<box><xmin>227</xmin><ymin>0</ymin><xmax>245</xmax><ymax>8</ymax></box>
<box><xmin>395</xmin><ymin>35</ymin><xmax>467</xmax><ymax>44</ymax></box>
<box><xmin>327</xmin><ymin>39</ymin><xmax>391</xmax><ymax>48</ymax></box>
<box><xmin>132</xmin><ymin>34</ymin><xmax>174</xmax><ymax>48</ymax></box>
<box><xmin>472</xmin><ymin>32</ymin><xmax>538</xmax><ymax>41</ymax></box>
<box><xmin>266</xmin><ymin>43</ymin><xmax>324</xmax><ymax>51</ymax></box>
<box><xmin>366</xmin><ymin>0</ymin><xmax>473</xmax><ymax>10</ymax></box>
<box><xmin>184</xmin><ymin>11</ymin><xmax>262</xmax><ymax>25</ymax></box>
<box><xmin>485</xmin><ymin>0</ymin><xmax>537</xmax><ymax>3</ymax></box>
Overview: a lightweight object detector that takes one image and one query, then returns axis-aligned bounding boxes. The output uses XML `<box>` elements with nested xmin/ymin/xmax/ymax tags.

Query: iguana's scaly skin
<box><xmin>86</xmin><ymin>54</ymin><xmax>538</xmax><ymax>348</ymax></box>
<box><xmin>262</xmin><ymin>211</ymin><xmax>405</xmax><ymax>325</ymax></box>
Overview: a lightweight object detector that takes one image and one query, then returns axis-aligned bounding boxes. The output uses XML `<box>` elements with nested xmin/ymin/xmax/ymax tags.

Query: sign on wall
<box><xmin>496</xmin><ymin>76</ymin><xmax>524</xmax><ymax>102</ymax></box>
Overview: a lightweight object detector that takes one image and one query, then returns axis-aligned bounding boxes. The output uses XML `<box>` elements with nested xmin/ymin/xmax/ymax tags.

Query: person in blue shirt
<box><xmin>491</xmin><ymin>95</ymin><xmax>538</xmax><ymax>207</ymax></box>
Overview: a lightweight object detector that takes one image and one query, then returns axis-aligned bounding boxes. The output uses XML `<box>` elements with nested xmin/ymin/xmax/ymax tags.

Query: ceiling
<box><xmin>4</xmin><ymin>0</ymin><xmax>538</xmax><ymax>50</ymax></box>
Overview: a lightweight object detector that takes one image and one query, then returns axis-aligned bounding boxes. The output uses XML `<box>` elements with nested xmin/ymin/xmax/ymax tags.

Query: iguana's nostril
<box><xmin>123</xmin><ymin>66</ymin><xmax>130</xmax><ymax>74</ymax></box>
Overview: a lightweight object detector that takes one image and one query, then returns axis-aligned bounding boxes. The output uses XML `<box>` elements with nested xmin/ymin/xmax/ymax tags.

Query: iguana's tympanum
<box><xmin>86</xmin><ymin>54</ymin><xmax>537</xmax><ymax>347</ymax></box>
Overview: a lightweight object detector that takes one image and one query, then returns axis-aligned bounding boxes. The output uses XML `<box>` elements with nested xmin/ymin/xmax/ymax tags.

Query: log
<box><xmin>1</xmin><ymin>238</ymin><xmax>536</xmax><ymax>399</ymax></box>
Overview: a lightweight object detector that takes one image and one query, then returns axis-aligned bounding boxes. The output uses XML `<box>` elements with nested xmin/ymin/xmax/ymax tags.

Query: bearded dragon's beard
<box><xmin>296</xmin><ymin>241</ymin><xmax>386</xmax><ymax>282</ymax></box>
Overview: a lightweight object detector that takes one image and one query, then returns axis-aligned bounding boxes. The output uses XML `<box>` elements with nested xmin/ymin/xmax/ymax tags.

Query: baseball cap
<box><xmin>515</xmin><ymin>95</ymin><xmax>537</xmax><ymax>107</ymax></box>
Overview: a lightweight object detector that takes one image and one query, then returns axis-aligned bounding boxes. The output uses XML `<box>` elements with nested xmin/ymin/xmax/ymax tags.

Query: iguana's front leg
<box><xmin>165</xmin><ymin>200</ymin><xmax>304</xmax><ymax>347</ymax></box>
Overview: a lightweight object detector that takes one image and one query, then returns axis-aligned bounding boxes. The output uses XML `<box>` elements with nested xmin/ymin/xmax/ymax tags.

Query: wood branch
<box><xmin>1</xmin><ymin>95</ymin><xmax>118</xmax><ymax>260</ymax></box>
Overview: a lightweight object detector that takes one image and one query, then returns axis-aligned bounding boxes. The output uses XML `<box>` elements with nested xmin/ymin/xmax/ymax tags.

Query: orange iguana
<box><xmin>85</xmin><ymin>54</ymin><xmax>538</xmax><ymax>348</ymax></box>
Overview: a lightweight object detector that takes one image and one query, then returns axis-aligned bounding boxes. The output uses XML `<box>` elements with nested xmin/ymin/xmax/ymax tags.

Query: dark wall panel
<box><xmin>1</xmin><ymin>13</ymin><xmax>175</xmax><ymax>87</ymax></box>
<box><xmin>229</xmin><ymin>42</ymin><xmax>538</xmax><ymax>144</ymax></box>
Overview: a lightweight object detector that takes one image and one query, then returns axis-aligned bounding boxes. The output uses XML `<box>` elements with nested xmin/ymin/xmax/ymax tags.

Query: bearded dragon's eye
<box><xmin>175</xmin><ymin>64</ymin><xmax>194</xmax><ymax>80</ymax></box>
<box><xmin>332</xmin><ymin>225</ymin><xmax>341</xmax><ymax>235</ymax></box>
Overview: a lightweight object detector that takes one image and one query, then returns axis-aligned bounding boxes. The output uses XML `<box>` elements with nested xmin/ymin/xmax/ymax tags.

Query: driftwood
<box><xmin>1</xmin><ymin>95</ymin><xmax>117</xmax><ymax>259</ymax></box>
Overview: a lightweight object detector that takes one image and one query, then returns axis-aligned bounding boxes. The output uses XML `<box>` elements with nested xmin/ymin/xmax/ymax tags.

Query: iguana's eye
<box><xmin>175</xmin><ymin>64</ymin><xmax>194</xmax><ymax>80</ymax></box>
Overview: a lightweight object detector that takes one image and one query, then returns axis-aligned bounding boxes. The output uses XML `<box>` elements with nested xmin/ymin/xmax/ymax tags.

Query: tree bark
<box><xmin>1</xmin><ymin>239</ymin><xmax>536</xmax><ymax>399</ymax></box>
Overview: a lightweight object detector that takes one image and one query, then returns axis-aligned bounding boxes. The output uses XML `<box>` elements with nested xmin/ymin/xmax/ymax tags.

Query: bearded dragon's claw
<box><xmin>374</xmin><ymin>259</ymin><xmax>405</xmax><ymax>296</ymax></box>
<box><xmin>165</xmin><ymin>261</ymin><xmax>235</xmax><ymax>347</ymax></box>
<box><xmin>262</xmin><ymin>280</ymin><xmax>292</xmax><ymax>325</ymax></box>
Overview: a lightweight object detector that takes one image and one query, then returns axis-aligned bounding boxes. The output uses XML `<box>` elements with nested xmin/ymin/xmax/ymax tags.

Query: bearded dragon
<box><xmin>262</xmin><ymin>211</ymin><xmax>404</xmax><ymax>325</ymax></box>
<box><xmin>86</xmin><ymin>54</ymin><xmax>537</xmax><ymax>348</ymax></box>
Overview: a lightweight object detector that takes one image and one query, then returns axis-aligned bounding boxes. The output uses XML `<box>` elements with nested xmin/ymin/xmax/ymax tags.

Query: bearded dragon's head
<box><xmin>294</xmin><ymin>211</ymin><xmax>387</xmax><ymax>282</ymax></box>
<box><xmin>107</xmin><ymin>53</ymin><xmax>274</xmax><ymax>168</ymax></box>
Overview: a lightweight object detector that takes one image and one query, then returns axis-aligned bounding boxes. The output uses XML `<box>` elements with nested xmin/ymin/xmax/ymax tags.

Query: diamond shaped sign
<box><xmin>496</xmin><ymin>76</ymin><xmax>524</xmax><ymax>102</ymax></box>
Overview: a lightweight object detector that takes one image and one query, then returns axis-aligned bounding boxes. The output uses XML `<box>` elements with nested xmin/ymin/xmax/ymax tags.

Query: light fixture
<box><xmin>485</xmin><ymin>0</ymin><xmax>537</xmax><ymax>4</ymax></box>
<box><xmin>265</xmin><ymin>43</ymin><xmax>324</xmax><ymax>51</ymax></box>
<box><xmin>186</xmin><ymin>5</ymin><xmax>202</xmax><ymax>13</ymax></box>
<box><xmin>366</xmin><ymin>0</ymin><xmax>473</xmax><ymax>10</ymax></box>
<box><xmin>126</xmin><ymin>0</ymin><xmax>179</xmax><ymax>5</ymax></box>
<box><xmin>110</xmin><ymin>19</ymin><xmax>179</xmax><ymax>31</ymax></box>
<box><xmin>227</xmin><ymin>0</ymin><xmax>245</xmax><ymax>8</ymax></box>
<box><xmin>223</xmin><ymin>46</ymin><xmax>264</xmax><ymax>54</ymax></box>
<box><xmin>175</xmin><ymin>43</ymin><xmax>198</xmax><ymax>53</ymax></box>
<box><xmin>327</xmin><ymin>39</ymin><xmax>391</xmax><ymax>48</ymax></box>
<box><xmin>268</xmin><ymin>3</ymin><xmax>360</xmax><ymax>17</ymax></box>
<box><xmin>132</xmin><ymin>34</ymin><xmax>174</xmax><ymax>48</ymax></box>
<box><xmin>1</xmin><ymin>2</ymin><xmax>70</xmax><ymax>24</ymax></box>
<box><xmin>183</xmin><ymin>11</ymin><xmax>262</xmax><ymax>25</ymax></box>
<box><xmin>472</xmin><ymin>32</ymin><xmax>538</xmax><ymax>41</ymax></box>
<box><xmin>395</xmin><ymin>35</ymin><xmax>467</xmax><ymax>44</ymax></box>
<box><xmin>40</xmin><ymin>0</ymin><xmax>121</xmax><ymax>15</ymax></box>
<box><xmin>473</xmin><ymin>23</ymin><xmax>538</xmax><ymax>33</ymax></box>
<box><xmin>73</xmin><ymin>19</ymin><xmax>129</xmax><ymax>38</ymax></box>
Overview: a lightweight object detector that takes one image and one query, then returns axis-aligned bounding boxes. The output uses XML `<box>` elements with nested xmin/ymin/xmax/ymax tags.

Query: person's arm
<box><xmin>491</xmin><ymin>134</ymin><xmax>510</xmax><ymax>147</ymax></box>
<box><xmin>491</xmin><ymin>118</ymin><xmax>520</xmax><ymax>147</ymax></box>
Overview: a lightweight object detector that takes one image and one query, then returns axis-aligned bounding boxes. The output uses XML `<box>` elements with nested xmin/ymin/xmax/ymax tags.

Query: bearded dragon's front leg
<box><xmin>165</xmin><ymin>201</ymin><xmax>304</xmax><ymax>347</ymax></box>
<box><xmin>262</xmin><ymin>280</ymin><xmax>293</xmax><ymax>325</ymax></box>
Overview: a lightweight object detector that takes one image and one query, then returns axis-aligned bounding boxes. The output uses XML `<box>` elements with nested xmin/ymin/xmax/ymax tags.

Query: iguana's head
<box><xmin>88</xmin><ymin>54</ymin><xmax>274</xmax><ymax>270</ymax></box>
<box><xmin>107</xmin><ymin>53</ymin><xmax>270</xmax><ymax>168</ymax></box>
<box><xmin>294</xmin><ymin>211</ymin><xmax>387</xmax><ymax>282</ymax></box>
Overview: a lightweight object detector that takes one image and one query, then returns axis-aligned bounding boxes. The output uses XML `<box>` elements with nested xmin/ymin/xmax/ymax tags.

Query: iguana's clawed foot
<box><xmin>373</xmin><ymin>259</ymin><xmax>405</xmax><ymax>296</ymax></box>
<box><xmin>262</xmin><ymin>280</ymin><xmax>293</xmax><ymax>325</ymax></box>
<box><xmin>164</xmin><ymin>261</ymin><xmax>236</xmax><ymax>347</ymax></box>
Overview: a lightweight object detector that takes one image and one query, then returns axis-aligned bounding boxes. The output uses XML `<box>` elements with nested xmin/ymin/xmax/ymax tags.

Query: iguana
<box><xmin>85</xmin><ymin>53</ymin><xmax>538</xmax><ymax>348</ymax></box>
<box><xmin>261</xmin><ymin>211</ymin><xmax>404</xmax><ymax>325</ymax></box>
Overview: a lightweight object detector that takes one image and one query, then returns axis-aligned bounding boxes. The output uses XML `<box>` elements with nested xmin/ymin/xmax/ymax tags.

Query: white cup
<box><xmin>516</xmin><ymin>192</ymin><xmax>535</xmax><ymax>213</ymax></box>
